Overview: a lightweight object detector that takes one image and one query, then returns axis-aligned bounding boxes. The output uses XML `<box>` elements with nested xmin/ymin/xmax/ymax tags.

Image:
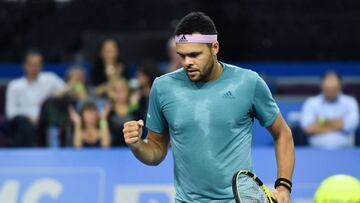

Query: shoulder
<box><xmin>223</xmin><ymin>62</ymin><xmax>259</xmax><ymax>78</ymax></box>
<box><xmin>39</xmin><ymin>72</ymin><xmax>62</xmax><ymax>80</ymax></box>
<box><xmin>152</xmin><ymin>68</ymin><xmax>187</xmax><ymax>87</ymax></box>
<box><xmin>39</xmin><ymin>72</ymin><xmax>64</xmax><ymax>86</ymax></box>
<box><xmin>7</xmin><ymin>77</ymin><xmax>26</xmax><ymax>90</ymax></box>
<box><xmin>222</xmin><ymin>62</ymin><xmax>260</xmax><ymax>84</ymax></box>
<box><xmin>304</xmin><ymin>95</ymin><xmax>323</xmax><ymax>107</ymax></box>
<box><xmin>339</xmin><ymin>94</ymin><xmax>358</xmax><ymax>105</ymax></box>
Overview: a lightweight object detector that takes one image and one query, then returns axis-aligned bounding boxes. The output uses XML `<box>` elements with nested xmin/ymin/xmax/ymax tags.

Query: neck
<box><xmin>114</xmin><ymin>100</ymin><xmax>128</xmax><ymax>106</ymax></box>
<box><xmin>115</xmin><ymin>104</ymin><xmax>129</xmax><ymax>116</ymax></box>
<box><xmin>206</xmin><ymin>60</ymin><xmax>222</xmax><ymax>82</ymax></box>
<box><xmin>85</xmin><ymin>124</ymin><xmax>97</xmax><ymax>130</ymax></box>
<box><xmin>26</xmin><ymin>74</ymin><xmax>38</xmax><ymax>82</ymax></box>
<box><xmin>104</xmin><ymin>59</ymin><xmax>116</xmax><ymax>66</ymax></box>
<box><xmin>142</xmin><ymin>86</ymin><xmax>151</xmax><ymax>96</ymax></box>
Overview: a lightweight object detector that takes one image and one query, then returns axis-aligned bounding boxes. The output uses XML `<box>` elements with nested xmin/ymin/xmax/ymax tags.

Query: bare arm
<box><xmin>73</xmin><ymin>123</ymin><xmax>83</xmax><ymax>148</ymax></box>
<box><xmin>267</xmin><ymin>114</ymin><xmax>295</xmax><ymax>202</ymax></box>
<box><xmin>99</xmin><ymin>119</ymin><xmax>111</xmax><ymax>148</ymax></box>
<box><xmin>68</xmin><ymin>106</ymin><xmax>83</xmax><ymax>148</ymax></box>
<box><xmin>123</xmin><ymin>120</ymin><xmax>169</xmax><ymax>166</ymax></box>
<box><xmin>99</xmin><ymin>104</ymin><xmax>111</xmax><ymax>148</ymax></box>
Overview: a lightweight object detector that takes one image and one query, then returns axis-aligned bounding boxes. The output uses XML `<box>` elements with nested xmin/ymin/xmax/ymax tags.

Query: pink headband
<box><xmin>175</xmin><ymin>34</ymin><xmax>217</xmax><ymax>44</ymax></box>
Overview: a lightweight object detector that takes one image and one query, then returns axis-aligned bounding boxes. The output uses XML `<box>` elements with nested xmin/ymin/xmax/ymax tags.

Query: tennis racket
<box><xmin>232</xmin><ymin>170</ymin><xmax>277</xmax><ymax>203</ymax></box>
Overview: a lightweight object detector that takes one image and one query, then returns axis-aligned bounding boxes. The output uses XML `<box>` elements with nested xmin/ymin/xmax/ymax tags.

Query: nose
<box><xmin>183</xmin><ymin>56</ymin><xmax>194</xmax><ymax>67</ymax></box>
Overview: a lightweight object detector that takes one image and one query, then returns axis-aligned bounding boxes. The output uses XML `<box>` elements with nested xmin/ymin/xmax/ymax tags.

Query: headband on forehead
<box><xmin>175</xmin><ymin>34</ymin><xmax>217</xmax><ymax>44</ymax></box>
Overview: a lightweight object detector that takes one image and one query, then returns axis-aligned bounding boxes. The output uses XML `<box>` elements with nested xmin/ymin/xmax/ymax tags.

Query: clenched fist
<box><xmin>123</xmin><ymin>120</ymin><xmax>144</xmax><ymax>148</ymax></box>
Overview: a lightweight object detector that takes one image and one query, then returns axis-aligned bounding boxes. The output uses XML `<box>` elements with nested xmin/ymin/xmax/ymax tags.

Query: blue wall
<box><xmin>1</xmin><ymin>61</ymin><xmax>360</xmax><ymax>80</ymax></box>
<box><xmin>0</xmin><ymin>148</ymin><xmax>359</xmax><ymax>203</ymax></box>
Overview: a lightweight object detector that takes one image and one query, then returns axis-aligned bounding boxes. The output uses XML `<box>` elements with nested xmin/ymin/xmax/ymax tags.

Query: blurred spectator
<box><xmin>59</xmin><ymin>66</ymin><xmax>88</xmax><ymax>101</ymax></box>
<box><xmin>300</xmin><ymin>71</ymin><xmax>359</xmax><ymax>149</ymax></box>
<box><xmin>135</xmin><ymin>60</ymin><xmax>162</xmax><ymax>120</ymax></box>
<box><xmin>107</xmin><ymin>79</ymin><xmax>140</xmax><ymax>146</ymax></box>
<box><xmin>160</xmin><ymin>37</ymin><xmax>182</xmax><ymax>73</ymax></box>
<box><xmin>6</xmin><ymin>50</ymin><xmax>65</xmax><ymax>147</ymax></box>
<box><xmin>38</xmin><ymin>66</ymin><xmax>89</xmax><ymax>147</ymax></box>
<box><xmin>68</xmin><ymin>101</ymin><xmax>111</xmax><ymax>148</ymax></box>
<box><xmin>91</xmin><ymin>38</ymin><xmax>128</xmax><ymax>88</ymax></box>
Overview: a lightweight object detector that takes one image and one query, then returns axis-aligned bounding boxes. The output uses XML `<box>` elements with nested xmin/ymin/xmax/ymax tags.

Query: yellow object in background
<box><xmin>315</xmin><ymin>174</ymin><xmax>360</xmax><ymax>202</ymax></box>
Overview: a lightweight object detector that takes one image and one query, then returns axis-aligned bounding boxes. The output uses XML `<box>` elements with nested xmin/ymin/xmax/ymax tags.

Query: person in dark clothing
<box><xmin>91</xmin><ymin>38</ymin><xmax>129</xmax><ymax>86</ymax></box>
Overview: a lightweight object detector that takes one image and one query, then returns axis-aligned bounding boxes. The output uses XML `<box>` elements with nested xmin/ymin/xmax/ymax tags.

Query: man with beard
<box><xmin>123</xmin><ymin>12</ymin><xmax>294</xmax><ymax>203</ymax></box>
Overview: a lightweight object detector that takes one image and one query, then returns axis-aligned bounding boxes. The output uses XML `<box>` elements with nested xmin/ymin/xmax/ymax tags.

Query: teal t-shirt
<box><xmin>146</xmin><ymin>62</ymin><xmax>279</xmax><ymax>203</ymax></box>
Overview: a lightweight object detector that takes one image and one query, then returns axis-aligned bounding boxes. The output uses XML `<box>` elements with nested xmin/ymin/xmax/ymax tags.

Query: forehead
<box><xmin>26</xmin><ymin>54</ymin><xmax>42</xmax><ymax>62</ymax></box>
<box><xmin>323</xmin><ymin>75</ymin><xmax>340</xmax><ymax>84</ymax></box>
<box><xmin>175</xmin><ymin>43</ymin><xmax>208</xmax><ymax>53</ymax></box>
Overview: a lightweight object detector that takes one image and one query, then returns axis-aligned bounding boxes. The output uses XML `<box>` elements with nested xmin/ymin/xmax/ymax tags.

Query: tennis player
<box><xmin>123</xmin><ymin>12</ymin><xmax>295</xmax><ymax>203</ymax></box>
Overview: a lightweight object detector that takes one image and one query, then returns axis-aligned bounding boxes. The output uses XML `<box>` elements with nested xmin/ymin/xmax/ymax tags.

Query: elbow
<box><xmin>275</xmin><ymin>126</ymin><xmax>294</xmax><ymax>143</ymax></box>
<box><xmin>148</xmin><ymin>160</ymin><xmax>162</xmax><ymax>166</ymax></box>
<box><xmin>303</xmin><ymin>127</ymin><xmax>312</xmax><ymax>135</ymax></box>
<box><xmin>142</xmin><ymin>159</ymin><xmax>163</xmax><ymax>166</ymax></box>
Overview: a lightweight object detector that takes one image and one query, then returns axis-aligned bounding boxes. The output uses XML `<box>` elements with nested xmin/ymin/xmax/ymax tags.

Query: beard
<box><xmin>186</xmin><ymin>57</ymin><xmax>215</xmax><ymax>82</ymax></box>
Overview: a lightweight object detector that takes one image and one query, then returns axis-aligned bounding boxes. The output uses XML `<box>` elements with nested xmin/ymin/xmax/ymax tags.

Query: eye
<box><xmin>178</xmin><ymin>53</ymin><xmax>185</xmax><ymax>59</ymax></box>
<box><xmin>188</xmin><ymin>53</ymin><xmax>200</xmax><ymax>58</ymax></box>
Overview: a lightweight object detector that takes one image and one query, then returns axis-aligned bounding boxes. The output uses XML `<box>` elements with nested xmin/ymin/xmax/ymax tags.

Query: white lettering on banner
<box><xmin>21</xmin><ymin>178</ymin><xmax>63</xmax><ymax>203</ymax></box>
<box><xmin>0</xmin><ymin>180</ymin><xmax>20</xmax><ymax>203</ymax></box>
<box><xmin>114</xmin><ymin>184</ymin><xmax>175</xmax><ymax>203</ymax></box>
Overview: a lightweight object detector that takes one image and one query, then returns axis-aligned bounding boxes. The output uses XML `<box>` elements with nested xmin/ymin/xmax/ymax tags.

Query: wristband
<box><xmin>100</xmin><ymin>119</ymin><xmax>108</xmax><ymax>129</ymax></box>
<box><xmin>275</xmin><ymin>178</ymin><xmax>292</xmax><ymax>193</ymax></box>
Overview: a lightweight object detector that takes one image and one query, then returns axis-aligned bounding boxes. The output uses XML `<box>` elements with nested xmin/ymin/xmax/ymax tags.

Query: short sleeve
<box><xmin>145</xmin><ymin>79</ymin><xmax>169</xmax><ymax>134</ymax></box>
<box><xmin>252</xmin><ymin>75</ymin><xmax>280</xmax><ymax>127</ymax></box>
<box><xmin>343</xmin><ymin>97</ymin><xmax>359</xmax><ymax>133</ymax></box>
<box><xmin>50</xmin><ymin>73</ymin><xmax>66</xmax><ymax>92</ymax></box>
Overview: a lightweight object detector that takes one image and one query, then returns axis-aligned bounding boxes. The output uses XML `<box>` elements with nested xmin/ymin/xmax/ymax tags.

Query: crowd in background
<box><xmin>1</xmin><ymin>37</ymin><xmax>359</xmax><ymax>149</ymax></box>
<box><xmin>3</xmin><ymin>37</ymin><xmax>181</xmax><ymax>148</ymax></box>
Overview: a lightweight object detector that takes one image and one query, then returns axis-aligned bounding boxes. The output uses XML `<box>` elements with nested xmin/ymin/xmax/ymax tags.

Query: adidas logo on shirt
<box><xmin>222</xmin><ymin>91</ymin><xmax>235</xmax><ymax>99</ymax></box>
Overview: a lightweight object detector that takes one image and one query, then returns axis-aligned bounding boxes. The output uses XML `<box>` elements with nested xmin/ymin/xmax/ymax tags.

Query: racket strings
<box><xmin>237</xmin><ymin>174</ymin><xmax>268</xmax><ymax>203</ymax></box>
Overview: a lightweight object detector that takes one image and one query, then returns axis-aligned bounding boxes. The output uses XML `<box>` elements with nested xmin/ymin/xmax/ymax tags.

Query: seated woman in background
<box><xmin>107</xmin><ymin>79</ymin><xmax>140</xmax><ymax>147</ymax></box>
<box><xmin>38</xmin><ymin>66</ymin><xmax>89</xmax><ymax>147</ymax></box>
<box><xmin>60</xmin><ymin>66</ymin><xmax>88</xmax><ymax>102</ymax></box>
<box><xmin>68</xmin><ymin>101</ymin><xmax>111</xmax><ymax>148</ymax></box>
<box><xmin>91</xmin><ymin>38</ymin><xmax>129</xmax><ymax>96</ymax></box>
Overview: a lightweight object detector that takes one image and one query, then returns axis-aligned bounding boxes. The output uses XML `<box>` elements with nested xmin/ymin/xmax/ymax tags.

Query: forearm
<box><xmin>130</xmin><ymin>137</ymin><xmax>168</xmax><ymax>166</ymax></box>
<box><xmin>274</xmin><ymin>129</ymin><xmax>295</xmax><ymax>180</ymax></box>
<box><xmin>99</xmin><ymin>119</ymin><xmax>111</xmax><ymax>148</ymax></box>
<box><xmin>305</xmin><ymin>121</ymin><xmax>341</xmax><ymax>135</ymax></box>
<box><xmin>73</xmin><ymin>125</ymin><xmax>83</xmax><ymax>148</ymax></box>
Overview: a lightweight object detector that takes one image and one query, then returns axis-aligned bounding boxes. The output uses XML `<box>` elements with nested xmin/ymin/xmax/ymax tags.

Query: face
<box><xmin>24</xmin><ymin>54</ymin><xmax>43</xmax><ymax>78</ymax></box>
<box><xmin>82</xmin><ymin>108</ymin><xmax>98</xmax><ymax>127</ymax></box>
<box><xmin>69</xmin><ymin>69</ymin><xmax>86</xmax><ymax>83</ymax></box>
<box><xmin>111</xmin><ymin>81</ymin><xmax>129</xmax><ymax>103</ymax></box>
<box><xmin>322</xmin><ymin>74</ymin><xmax>341</xmax><ymax>101</ymax></box>
<box><xmin>101</xmin><ymin>40</ymin><xmax>119</xmax><ymax>62</ymax></box>
<box><xmin>137</xmin><ymin>71</ymin><xmax>150</xmax><ymax>87</ymax></box>
<box><xmin>176</xmin><ymin>42</ymin><xmax>219</xmax><ymax>82</ymax></box>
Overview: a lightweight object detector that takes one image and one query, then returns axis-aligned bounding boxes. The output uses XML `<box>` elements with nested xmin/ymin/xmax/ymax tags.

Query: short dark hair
<box><xmin>175</xmin><ymin>12</ymin><xmax>217</xmax><ymax>36</ymax></box>
<box><xmin>321</xmin><ymin>70</ymin><xmax>342</xmax><ymax>84</ymax></box>
<box><xmin>23</xmin><ymin>49</ymin><xmax>43</xmax><ymax>63</ymax></box>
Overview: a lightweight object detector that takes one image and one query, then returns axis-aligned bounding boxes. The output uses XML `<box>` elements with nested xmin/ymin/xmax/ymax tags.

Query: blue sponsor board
<box><xmin>0</xmin><ymin>148</ymin><xmax>359</xmax><ymax>203</ymax></box>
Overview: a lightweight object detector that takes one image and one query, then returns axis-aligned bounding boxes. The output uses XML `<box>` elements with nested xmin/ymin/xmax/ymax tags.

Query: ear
<box><xmin>211</xmin><ymin>42</ymin><xmax>219</xmax><ymax>55</ymax></box>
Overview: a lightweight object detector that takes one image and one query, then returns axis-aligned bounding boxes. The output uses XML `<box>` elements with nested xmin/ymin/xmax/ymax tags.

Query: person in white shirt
<box><xmin>6</xmin><ymin>50</ymin><xmax>65</xmax><ymax>147</ymax></box>
<box><xmin>301</xmin><ymin>71</ymin><xmax>359</xmax><ymax>149</ymax></box>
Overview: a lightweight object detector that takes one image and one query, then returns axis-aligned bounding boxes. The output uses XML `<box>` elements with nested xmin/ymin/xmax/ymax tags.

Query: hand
<box><xmin>29</xmin><ymin>117</ymin><xmax>38</xmax><ymax>127</ymax></box>
<box><xmin>130</xmin><ymin>90</ymin><xmax>141</xmax><ymax>105</ymax></box>
<box><xmin>123</xmin><ymin>120</ymin><xmax>144</xmax><ymax>149</ymax></box>
<box><xmin>101</xmin><ymin>103</ymin><xmax>112</xmax><ymax>119</ymax></box>
<box><xmin>273</xmin><ymin>187</ymin><xmax>291</xmax><ymax>203</ymax></box>
<box><xmin>68</xmin><ymin>106</ymin><xmax>81</xmax><ymax>125</ymax></box>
